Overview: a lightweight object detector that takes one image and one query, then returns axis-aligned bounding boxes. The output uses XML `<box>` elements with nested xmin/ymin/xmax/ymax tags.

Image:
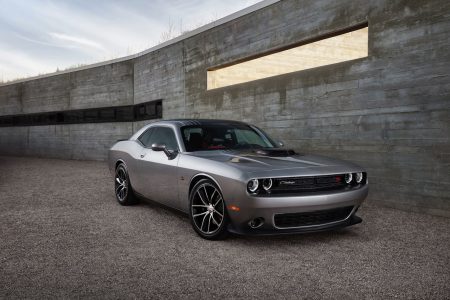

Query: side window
<box><xmin>148</xmin><ymin>127</ymin><xmax>179</xmax><ymax>150</ymax></box>
<box><xmin>138</xmin><ymin>128</ymin><xmax>155</xmax><ymax>147</ymax></box>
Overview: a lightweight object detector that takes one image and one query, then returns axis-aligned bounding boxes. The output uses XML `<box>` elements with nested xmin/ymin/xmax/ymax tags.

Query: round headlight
<box><xmin>262</xmin><ymin>178</ymin><xmax>272</xmax><ymax>190</ymax></box>
<box><xmin>247</xmin><ymin>179</ymin><xmax>259</xmax><ymax>193</ymax></box>
<box><xmin>356</xmin><ymin>172</ymin><xmax>363</xmax><ymax>183</ymax></box>
<box><xmin>344</xmin><ymin>173</ymin><xmax>353</xmax><ymax>184</ymax></box>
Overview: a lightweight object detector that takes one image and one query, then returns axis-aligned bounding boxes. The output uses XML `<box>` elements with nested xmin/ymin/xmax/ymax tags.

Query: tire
<box><xmin>189</xmin><ymin>179</ymin><xmax>229</xmax><ymax>240</ymax></box>
<box><xmin>115</xmin><ymin>163</ymin><xmax>138</xmax><ymax>205</ymax></box>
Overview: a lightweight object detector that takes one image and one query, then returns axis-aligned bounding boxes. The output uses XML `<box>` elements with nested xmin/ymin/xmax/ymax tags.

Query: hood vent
<box><xmin>254</xmin><ymin>149</ymin><xmax>297</xmax><ymax>157</ymax></box>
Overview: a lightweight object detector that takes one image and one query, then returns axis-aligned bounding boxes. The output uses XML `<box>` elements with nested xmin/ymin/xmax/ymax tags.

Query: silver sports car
<box><xmin>109</xmin><ymin>119</ymin><xmax>368</xmax><ymax>240</ymax></box>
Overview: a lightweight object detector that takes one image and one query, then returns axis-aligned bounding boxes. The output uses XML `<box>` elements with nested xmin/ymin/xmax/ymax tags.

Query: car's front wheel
<box><xmin>115</xmin><ymin>163</ymin><xmax>138</xmax><ymax>205</ymax></box>
<box><xmin>189</xmin><ymin>179</ymin><xmax>229</xmax><ymax>240</ymax></box>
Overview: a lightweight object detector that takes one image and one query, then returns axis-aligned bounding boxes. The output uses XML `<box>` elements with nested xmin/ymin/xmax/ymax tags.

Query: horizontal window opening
<box><xmin>0</xmin><ymin>99</ymin><xmax>162</xmax><ymax>127</ymax></box>
<box><xmin>207</xmin><ymin>26</ymin><xmax>368</xmax><ymax>90</ymax></box>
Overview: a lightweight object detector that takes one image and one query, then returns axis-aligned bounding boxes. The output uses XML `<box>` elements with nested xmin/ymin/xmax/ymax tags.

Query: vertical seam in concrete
<box><xmin>27</xmin><ymin>126</ymin><xmax>30</xmax><ymax>151</ymax></box>
<box><xmin>132</xmin><ymin>59</ymin><xmax>136</xmax><ymax>134</ymax></box>
<box><xmin>182</xmin><ymin>41</ymin><xmax>186</xmax><ymax>118</ymax></box>
<box><xmin>18</xmin><ymin>83</ymin><xmax>24</xmax><ymax>114</ymax></box>
<box><xmin>68</xmin><ymin>73</ymin><xmax>72</xmax><ymax>110</ymax></box>
<box><xmin>68</xmin><ymin>124</ymin><xmax>71</xmax><ymax>159</ymax></box>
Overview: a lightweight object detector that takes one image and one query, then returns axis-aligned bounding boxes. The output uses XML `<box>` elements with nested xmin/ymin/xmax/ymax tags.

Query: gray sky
<box><xmin>0</xmin><ymin>0</ymin><xmax>262</xmax><ymax>82</ymax></box>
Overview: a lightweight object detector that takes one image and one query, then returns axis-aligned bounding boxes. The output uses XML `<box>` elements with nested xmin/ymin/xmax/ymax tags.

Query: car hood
<box><xmin>187</xmin><ymin>149</ymin><xmax>363</xmax><ymax>177</ymax></box>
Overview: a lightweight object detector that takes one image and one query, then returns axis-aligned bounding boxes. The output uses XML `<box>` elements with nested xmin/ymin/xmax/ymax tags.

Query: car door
<box><xmin>135</xmin><ymin>126</ymin><xmax>181</xmax><ymax>209</ymax></box>
<box><xmin>131</xmin><ymin>127</ymin><xmax>155</xmax><ymax>194</ymax></box>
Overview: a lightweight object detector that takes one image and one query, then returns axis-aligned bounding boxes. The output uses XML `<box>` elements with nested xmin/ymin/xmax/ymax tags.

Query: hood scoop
<box><xmin>254</xmin><ymin>149</ymin><xmax>297</xmax><ymax>157</ymax></box>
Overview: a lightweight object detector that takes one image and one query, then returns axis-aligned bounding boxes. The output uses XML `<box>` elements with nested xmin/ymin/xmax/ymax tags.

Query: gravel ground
<box><xmin>0</xmin><ymin>156</ymin><xmax>449</xmax><ymax>299</ymax></box>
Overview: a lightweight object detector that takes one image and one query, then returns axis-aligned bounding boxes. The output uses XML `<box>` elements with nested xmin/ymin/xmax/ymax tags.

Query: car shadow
<box><xmin>228</xmin><ymin>227</ymin><xmax>362</xmax><ymax>243</ymax></box>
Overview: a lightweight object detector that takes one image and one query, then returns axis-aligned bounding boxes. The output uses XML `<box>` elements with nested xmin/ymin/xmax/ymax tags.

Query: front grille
<box><xmin>274</xmin><ymin>206</ymin><xmax>354</xmax><ymax>228</ymax></box>
<box><xmin>270</xmin><ymin>175</ymin><xmax>346</xmax><ymax>194</ymax></box>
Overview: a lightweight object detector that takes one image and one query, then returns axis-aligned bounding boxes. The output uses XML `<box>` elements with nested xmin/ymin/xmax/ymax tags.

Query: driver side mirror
<box><xmin>151</xmin><ymin>143</ymin><xmax>166</xmax><ymax>152</ymax></box>
<box><xmin>151</xmin><ymin>143</ymin><xmax>177</xmax><ymax>160</ymax></box>
<box><xmin>277</xmin><ymin>140</ymin><xmax>285</xmax><ymax>147</ymax></box>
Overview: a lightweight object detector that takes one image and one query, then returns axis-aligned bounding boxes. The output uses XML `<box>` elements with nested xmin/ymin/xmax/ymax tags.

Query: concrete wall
<box><xmin>0</xmin><ymin>0</ymin><xmax>449</xmax><ymax>217</ymax></box>
<box><xmin>0</xmin><ymin>62</ymin><xmax>135</xmax><ymax>160</ymax></box>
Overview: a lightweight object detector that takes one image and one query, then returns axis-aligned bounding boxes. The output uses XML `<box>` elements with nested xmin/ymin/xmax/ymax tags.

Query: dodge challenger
<box><xmin>108</xmin><ymin>119</ymin><xmax>368</xmax><ymax>240</ymax></box>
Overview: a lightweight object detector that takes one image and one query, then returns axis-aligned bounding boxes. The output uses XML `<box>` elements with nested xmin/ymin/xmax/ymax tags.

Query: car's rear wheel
<box><xmin>189</xmin><ymin>179</ymin><xmax>229</xmax><ymax>240</ymax></box>
<box><xmin>115</xmin><ymin>163</ymin><xmax>138</xmax><ymax>205</ymax></box>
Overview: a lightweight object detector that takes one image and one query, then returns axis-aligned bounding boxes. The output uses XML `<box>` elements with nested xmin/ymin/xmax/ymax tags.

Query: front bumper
<box><xmin>226</xmin><ymin>185</ymin><xmax>368</xmax><ymax>235</ymax></box>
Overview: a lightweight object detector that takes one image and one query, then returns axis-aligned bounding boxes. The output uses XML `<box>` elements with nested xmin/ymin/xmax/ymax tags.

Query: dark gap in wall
<box><xmin>0</xmin><ymin>99</ymin><xmax>162</xmax><ymax>127</ymax></box>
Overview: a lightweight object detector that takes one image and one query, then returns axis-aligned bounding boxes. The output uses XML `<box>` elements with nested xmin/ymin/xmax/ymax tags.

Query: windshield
<box><xmin>181</xmin><ymin>124</ymin><xmax>277</xmax><ymax>152</ymax></box>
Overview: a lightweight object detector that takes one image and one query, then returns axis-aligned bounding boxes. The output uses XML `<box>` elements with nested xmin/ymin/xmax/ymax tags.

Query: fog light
<box><xmin>345</xmin><ymin>173</ymin><xmax>353</xmax><ymax>184</ymax></box>
<box><xmin>248</xmin><ymin>217</ymin><xmax>264</xmax><ymax>229</ymax></box>
<box><xmin>262</xmin><ymin>178</ymin><xmax>272</xmax><ymax>190</ymax></box>
<box><xmin>247</xmin><ymin>179</ymin><xmax>259</xmax><ymax>193</ymax></box>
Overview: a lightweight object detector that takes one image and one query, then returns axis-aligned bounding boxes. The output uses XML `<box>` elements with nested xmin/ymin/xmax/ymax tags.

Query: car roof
<box><xmin>129</xmin><ymin>119</ymin><xmax>252</xmax><ymax>143</ymax></box>
<box><xmin>153</xmin><ymin>119</ymin><xmax>250</xmax><ymax>128</ymax></box>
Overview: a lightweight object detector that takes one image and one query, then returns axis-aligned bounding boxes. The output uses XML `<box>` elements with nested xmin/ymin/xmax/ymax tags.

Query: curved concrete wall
<box><xmin>0</xmin><ymin>0</ymin><xmax>449</xmax><ymax>216</ymax></box>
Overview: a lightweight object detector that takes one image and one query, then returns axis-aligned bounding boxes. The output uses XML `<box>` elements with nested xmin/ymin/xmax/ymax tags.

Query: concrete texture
<box><xmin>0</xmin><ymin>0</ymin><xmax>449</xmax><ymax>216</ymax></box>
<box><xmin>0</xmin><ymin>156</ymin><xmax>449</xmax><ymax>299</ymax></box>
<box><xmin>0</xmin><ymin>122</ymin><xmax>134</xmax><ymax>161</ymax></box>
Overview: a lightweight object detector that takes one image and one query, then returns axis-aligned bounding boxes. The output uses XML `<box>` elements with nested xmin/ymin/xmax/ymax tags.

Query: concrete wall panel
<box><xmin>69</xmin><ymin>62</ymin><xmax>134</xmax><ymax>109</ymax></box>
<box><xmin>0</xmin><ymin>123</ymin><xmax>133</xmax><ymax>161</ymax></box>
<box><xmin>0</xmin><ymin>84</ymin><xmax>23</xmax><ymax>115</ymax></box>
<box><xmin>134</xmin><ymin>43</ymin><xmax>185</xmax><ymax>119</ymax></box>
<box><xmin>21</xmin><ymin>74</ymin><xmax>71</xmax><ymax>114</ymax></box>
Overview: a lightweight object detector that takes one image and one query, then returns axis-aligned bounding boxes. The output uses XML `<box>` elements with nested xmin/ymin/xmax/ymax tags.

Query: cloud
<box><xmin>49</xmin><ymin>32</ymin><xmax>106</xmax><ymax>51</ymax></box>
<box><xmin>15</xmin><ymin>33</ymin><xmax>72</xmax><ymax>49</ymax></box>
<box><xmin>0</xmin><ymin>0</ymin><xmax>265</xmax><ymax>82</ymax></box>
<box><xmin>0</xmin><ymin>48</ymin><xmax>55</xmax><ymax>81</ymax></box>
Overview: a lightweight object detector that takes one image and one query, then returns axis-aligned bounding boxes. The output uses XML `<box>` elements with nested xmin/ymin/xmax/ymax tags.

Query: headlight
<box><xmin>355</xmin><ymin>172</ymin><xmax>363</xmax><ymax>183</ymax></box>
<box><xmin>344</xmin><ymin>173</ymin><xmax>353</xmax><ymax>184</ymax></box>
<box><xmin>247</xmin><ymin>179</ymin><xmax>259</xmax><ymax>193</ymax></box>
<box><xmin>262</xmin><ymin>178</ymin><xmax>272</xmax><ymax>190</ymax></box>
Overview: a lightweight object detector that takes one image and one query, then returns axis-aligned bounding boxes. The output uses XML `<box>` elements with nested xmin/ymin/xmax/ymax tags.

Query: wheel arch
<box><xmin>189</xmin><ymin>173</ymin><xmax>223</xmax><ymax>197</ymax></box>
<box><xmin>115</xmin><ymin>159</ymin><xmax>126</xmax><ymax>170</ymax></box>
